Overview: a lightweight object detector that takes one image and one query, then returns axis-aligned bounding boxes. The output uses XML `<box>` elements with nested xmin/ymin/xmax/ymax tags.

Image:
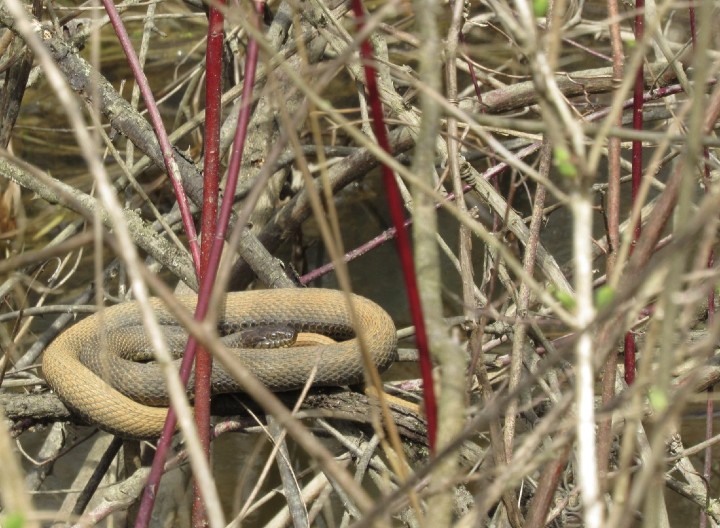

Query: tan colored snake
<box><xmin>42</xmin><ymin>289</ymin><xmax>398</xmax><ymax>439</ymax></box>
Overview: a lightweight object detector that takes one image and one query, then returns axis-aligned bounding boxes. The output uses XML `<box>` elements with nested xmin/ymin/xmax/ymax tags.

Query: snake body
<box><xmin>42</xmin><ymin>289</ymin><xmax>398</xmax><ymax>439</ymax></box>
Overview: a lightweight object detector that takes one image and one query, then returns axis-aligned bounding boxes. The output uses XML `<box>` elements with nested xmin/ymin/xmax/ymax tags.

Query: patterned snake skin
<box><xmin>42</xmin><ymin>289</ymin><xmax>398</xmax><ymax>439</ymax></box>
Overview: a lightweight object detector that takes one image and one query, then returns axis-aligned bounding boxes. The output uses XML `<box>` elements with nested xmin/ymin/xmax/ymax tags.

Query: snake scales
<box><xmin>42</xmin><ymin>289</ymin><xmax>398</xmax><ymax>439</ymax></box>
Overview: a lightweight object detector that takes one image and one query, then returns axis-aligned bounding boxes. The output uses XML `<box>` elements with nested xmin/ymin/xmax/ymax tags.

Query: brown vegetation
<box><xmin>1</xmin><ymin>0</ymin><xmax>720</xmax><ymax>526</ymax></box>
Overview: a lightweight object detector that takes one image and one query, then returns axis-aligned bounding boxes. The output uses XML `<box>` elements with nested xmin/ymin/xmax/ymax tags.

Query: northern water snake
<box><xmin>42</xmin><ymin>289</ymin><xmax>398</xmax><ymax>438</ymax></box>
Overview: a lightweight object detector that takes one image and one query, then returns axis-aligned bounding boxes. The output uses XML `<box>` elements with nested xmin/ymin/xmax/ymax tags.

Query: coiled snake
<box><xmin>42</xmin><ymin>289</ymin><xmax>398</xmax><ymax>439</ymax></box>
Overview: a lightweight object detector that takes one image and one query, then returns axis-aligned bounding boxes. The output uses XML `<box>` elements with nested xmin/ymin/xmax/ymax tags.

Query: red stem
<box><xmin>134</xmin><ymin>2</ymin><xmax>264</xmax><ymax>526</ymax></box>
<box><xmin>191</xmin><ymin>2</ymin><xmax>226</xmax><ymax>526</ymax></box>
<box><xmin>459</xmin><ymin>32</ymin><xmax>484</xmax><ymax>108</ymax></box>
<box><xmin>350</xmin><ymin>0</ymin><xmax>437</xmax><ymax>452</ymax></box>
<box><xmin>688</xmin><ymin>3</ymin><xmax>698</xmax><ymax>48</ymax></box>
<box><xmin>624</xmin><ymin>0</ymin><xmax>645</xmax><ymax>385</ymax></box>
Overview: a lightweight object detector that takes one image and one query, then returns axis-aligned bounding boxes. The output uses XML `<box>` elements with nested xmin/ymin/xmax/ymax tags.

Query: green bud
<box><xmin>554</xmin><ymin>147</ymin><xmax>578</xmax><ymax>178</ymax></box>
<box><xmin>534</xmin><ymin>0</ymin><xmax>549</xmax><ymax>17</ymax></box>
<box><xmin>594</xmin><ymin>286</ymin><xmax>615</xmax><ymax>310</ymax></box>
<box><xmin>3</xmin><ymin>513</ymin><xmax>25</xmax><ymax>528</ymax></box>
<box><xmin>648</xmin><ymin>387</ymin><xmax>669</xmax><ymax>413</ymax></box>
